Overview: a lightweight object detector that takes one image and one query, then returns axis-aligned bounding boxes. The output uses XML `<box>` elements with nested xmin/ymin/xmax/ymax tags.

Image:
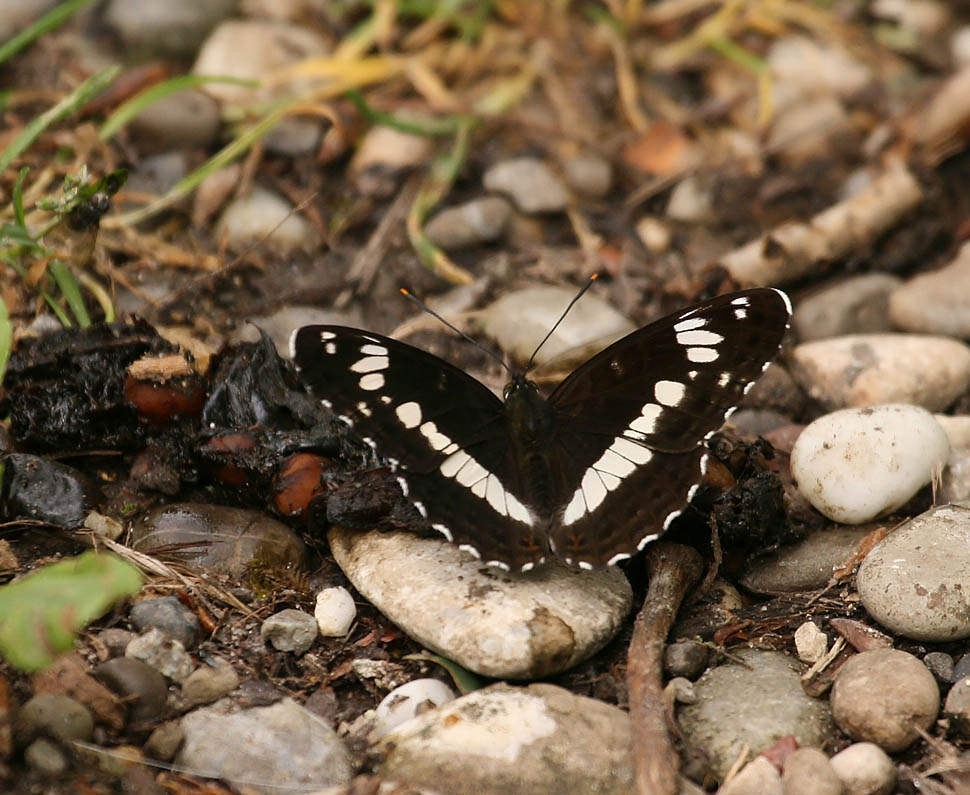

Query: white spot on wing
<box><xmin>734</xmin><ymin>308</ymin><xmax>747</xmax><ymax>319</ymax></box>
<box><xmin>731</xmin><ymin>296</ymin><xmax>750</xmax><ymax>306</ymax></box>
<box><xmin>630</xmin><ymin>403</ymin><xmax>662</xmax><ymax>435</ymax></box>
<box><xmin>396</xmin><ymin>401</ymin><xmax>422</xmax><ymax>428</ymax></box>
<box><xmin>319</xmin><ymin>331</ymin><xmax>337</xmax><ymax>340</ymax></box>
<box><xmin>380</xmin><ymin>395</ymin><xmax>392</xmax><ymax>405</ymax></box>
<box><xmin>717</xmin><ymin>371</ymin><xmax>731</xmax><ymax>387</ymax></box>
<box><xmin>687</xmin><ymin>347</ymin><xmax>719</xmax><ymax>363</ymax></box>
<box><xmin>676</xmin><ymin>329</ymin><xmax>723</xmax><ymax>346</ymax></box>
<box><xmin>655</xmin><ymin>380</ymin><xmax>685</xmax><ymax>407</ymax></box>
<box><xmin>673</xmin><ymin>316</ymin><xmax>707</xmax><ymax>332</ymax></box>
<box><xmin>359</xmin><ymin>372</ymin><xmax>384</xmax><ymax>390</ymax></box>
<box><xmin>432</xmin><ymin>523</ymin><xmax>453</xmax><ymax>541</ymax></box>
<box><xmin>413</xmin><ymin>500</ymin><xmax>428</xmax><ymax>518</ymax></box>
<box><xmin>459</xmin><ymin>544</ymin><xmax>481</xmax><ymax>559</ymax></box>
<box><xmin>419</xmin><ymin>420</ymin><xmax>452</xmax><ymax>451</ymax></box>
<box><xmin>397</xmin><ymin>477</ymin><xmax>409</xmax><ymax>497</ymax></box>
<box><xmin>440</xmin><ymin>450</ymin><xmax>471</xmax><ymax>478</ymax></box>
<box><xmin>325</xmin><ymin>342</ymin><xmax>336</xmax><ymax>355</ymax></box>
<box><xmin>592</xmin><ymin>446</ymin><xmax>636</xmax><ymax>480</ymax></box>
<box><xmin>350</xmin><ymin>356</ymin><xmax>389</xmax><ymax>373</ymax></box>
<box><xmin>356</xmin><ymin>401</ymin><xmax>372</xmax><ymax>416</ymax></box>
<box><xmin>611</xmin><ymin>436</ymin><xmax>653</xmax><ymax>465</ymax></box>
<box><xmin>360</xmin><ymin>344</ymin><xmax>388</xmax><ymax>356</ymax></box>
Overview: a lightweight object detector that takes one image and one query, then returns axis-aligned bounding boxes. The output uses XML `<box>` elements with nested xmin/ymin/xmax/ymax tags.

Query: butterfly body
<box><xmin>291</xmin><ymin>287</ymin><xmax>791</xmax><ymax>572</ymax></box>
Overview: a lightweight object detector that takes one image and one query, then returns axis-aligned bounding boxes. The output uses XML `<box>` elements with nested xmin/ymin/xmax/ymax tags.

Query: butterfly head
<box><xmin>503</xmin><ymin>374</ymin><xmax>551</xmax><ymax>441</ymax></box>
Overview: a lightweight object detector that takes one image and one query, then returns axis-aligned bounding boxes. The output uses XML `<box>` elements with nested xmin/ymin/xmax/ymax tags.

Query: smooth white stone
<box><xmin>790</xmin><ymin>404</ymin><xmax>950</xmax><ymax>523</ymax></box>
<box><xmin>829</xmin><ymin>742</ymin><xmax>896</xmax><ymax>795</ymax></box>
<box><xmin>372</xmin><ymin>679</ymin><xmax>457</xmax><ymax>739</ymax></box>
<box><xmin>314</xmin><ymin>586</ymin><xmax>357</xmax><ymax>637</ymax></box>
<box><xmin>328</xmin><ymin>528</ymin><xmax>631</xmax><ymax>679</ymax></box>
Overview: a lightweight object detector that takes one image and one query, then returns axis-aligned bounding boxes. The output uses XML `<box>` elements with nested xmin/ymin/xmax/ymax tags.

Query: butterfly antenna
<box><xmin>400</xmin><ymin>288</ymin><xmax>512</xmax><ymax>374</ymax></box>
<box><xmin>525</xmin><ymin>273</ymin><xmax>599</xmax><ymax>372</ymax></box>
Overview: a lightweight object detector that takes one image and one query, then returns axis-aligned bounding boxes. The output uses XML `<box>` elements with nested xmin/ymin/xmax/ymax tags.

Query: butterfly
<box><xmin>290</xmin><ymin>287</ymin><xmax>791</xmax><ymax>572</ymax></box>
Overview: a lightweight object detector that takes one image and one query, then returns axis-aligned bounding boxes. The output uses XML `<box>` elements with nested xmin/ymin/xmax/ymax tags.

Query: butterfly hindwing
<box><xmin>290</xmin><ymin>326</ymin><xmax>547</xmax><ymax>570</ymax></box>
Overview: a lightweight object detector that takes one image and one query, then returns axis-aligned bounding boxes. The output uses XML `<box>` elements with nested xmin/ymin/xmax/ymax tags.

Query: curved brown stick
<box><xmin>628</xmin><ymin>541</ymin><xmax>704</xmax><ymax>795</ymax></box>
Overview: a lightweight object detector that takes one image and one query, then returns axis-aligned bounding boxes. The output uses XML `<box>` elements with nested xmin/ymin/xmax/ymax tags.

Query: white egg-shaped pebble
<box><xmin>373</xmin><ymin>678</ymin><xmax>457</xmax><ymax>739</ymax></box>
<box><xmin>314</xmin><ymin>586</ymin><xmax>356</xmax><ymax>636</ymax></box>
<box><xmin>791</xmin><ymin>404</ymin><xmax>950</xmax><ymax>523</ymax></box>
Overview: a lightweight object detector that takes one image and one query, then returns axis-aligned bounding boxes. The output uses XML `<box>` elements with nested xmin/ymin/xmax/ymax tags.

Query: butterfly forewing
<box><xmin>544</xmin><ymin>288</ymin><xmax>791</xmax><ymax>567</ymax></box>
<box><xmin>290</xmin><ymin>326</ymin><xmax>548</xmax><ymax>570</ymax></box>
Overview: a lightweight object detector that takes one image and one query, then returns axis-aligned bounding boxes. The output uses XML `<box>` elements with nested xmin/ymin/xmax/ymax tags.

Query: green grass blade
<box><xmin>0</xmin><ymin>0</ymin><xmax>97</xmax><ymax>66</ymax></box>
<box><xmin>0</xmin><ymin>297</ymin><xmax>11</xmax><ymax>386</ymax></box>
<box><xmin>12</xmin><ymin>167</ymin><xmax>30</xmax><ymax>228</ymax></box>
<box><xmin>99</xmin><ymin>74</ymin><xmax>259</xmax><ymax>141</ymax></box>
<box><xmin>4</xmin><ymin>257</ymin><xmax>72</xmax><ymax>326</ymax></box>
<box><xmin>48</xmin><ymin>260</ymin><xmax>90</xmax><ymax>327</ymax></box>
<box><xmin>0</xmin><ymin>65</ymin><xmax>120</xmax><ymax>174</ymax></box>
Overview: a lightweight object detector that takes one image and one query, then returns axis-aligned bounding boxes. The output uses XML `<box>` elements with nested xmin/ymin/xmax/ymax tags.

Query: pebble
<box><xmin>741</xmin><ymin>525</ymin><xmax>875</xmax><ymax>592</ymax></box>
<box><xmin>144</xmin><ymin>721</ymin><xmax>185</xmax><ymax>761</ymax></box>
<box><xmin>329</xmin><ymin>527</ymin><xmax>631</xmax><ymax>679</ymax></box>
<box><xmin>350</xmin><ymin>123</ymin><xmax>434</xmax><ymax>198</ymax></box>
<box><xmin>889</xmin><ymin>240</ymin><xmax>970</xmax><ymax>337</ymax></box>
<box><xmin>94</xmin><ymin>658</ymin><xmax>169</xmax><ymax>724</ymax></box>
<box><xmin>24</xmin><ymin>737</ymin><xmax>68</xmax><ymax>776</ymax></box>
<box><xmin>945</xmin><ymin>676</ymin><xmax>970</xmax><ymax>735</ymax></box>
<box><xmin>829</xmin><ymin>742</ymin><xmax>896</xmax><ymax>795</ymax></box>
<box><xmin>923</xmin><ymin>651</ymin><xmax>956</xmax><ymax>683</ymax></box>
<box><xmin>856</xmin><ymin>504</ymin><xmax>970</xmax><ymax>641</ymax></box>
<box><xmin>666</xmin><ymin>175</ymin><xmax>713</xmax><ymax>222</ymax></box>
<box><xmin>954</xmin><ymin>26</ymin><xmax>970</xmax><ymax>66</ymax></box>
<box><xmin>237</xmin><ymin>305</ymin><xmax>363</xmax><ymax>357</ymax></box>
<box><xmin>314</xmin><ymin>587</ymin><xmax>356</xmax><ymax>637</ymax></box>
<box><xmin>128</xmin><ymin>88</ymin><xmax>221</xmax><ymax>152</ymax></box>
<box><xmin>216</xmin><ymin>185</ymin><xmax>316</xmax><ymax>254</ymax></box>
<box><xmin>663</xmin><ymin>640</ymin><xmax>710</xmax><ymax>680</ymax></box>
<box><xmin>104</xmin><ymin>0</ymin><xmax>235</xmax><ymax>58</ymax></box>
<box><xmin>934</xmin><ymin>413</ymin><xmax>970</xmax><ymax>449</ymax></box>
<box><xmin>97</xmin><ymin>628</ymin><xmax>136</xmax><ymax>657</ymax></box>
<box><xmin>130</xmin><ymin>503</ymin><xmax>307</xmax><ymax>578</ymax></box>
<box><xmin>768</xmin><ymin>35</ymin><xmax>871</xmax><ymax>101</ymax></box>
<box><xmin>181</xmin><ymin>657</ymin><xmax>240</xmax><ymax>707</ymax></box>
<box><xmin>0</xmin><ymin>0</ymin><xmax>58</xmax><ymax>41</ymax></box>
<box><xmin>635</xmin><ymin>215</ymin><xmax>672</xmax><ymax>253</ymax></box>
<box><xmin>790</xmin><ymin>405</ymin><xmax>950</xmax><ymax>523</ymax></box>
<box><xmin>483</xmin><ymin>158</ymin><xmax>568</xmax><ymax>214</ymax></box>
<box><xmin>130</xmin><ymin>595</ymin><xmax>201</xmax><ymax>649</ymax></box>
<box><xmin>261</xmin><ymin>608</ymin><xmax>318</xmax><ymax>654</ymax></box>
<box><xmin>830</xmin><ymin>649</ymin><xmax>939</xmax><ymax>751</ymax></box>
<box><xmin>676</xmin><ymin>649</ymin><xmax>835</xmax><ymax>779</ymax></box>
<box><xmin>477</xmin><ymin>284</ymin><xmax>634</xmax><ymax>368</ymax></box>
<box><xmin>379</xmin><ymin>683</ymin><xmax>633</xmax><ymax>794</ymax></box>
<box><xmin>562</xmin><ymin>153</ymin><xmax>613</xmax><ymax>197</ymax></box>
<box><xmin>792</xmin><ymin>274</ymin><xmax>901</xmax><ymax>341</ymax></box>
<box><xmin>16</xmin><ymin>694</ymin><xmax>94</xmax><ymax>744</ymax></box>
<box><xmin>126</xmin><ymin>628</ymin><xmax>196</xmax><ymax>682</ymax></box>
<box><xmin>767</xmin><ymin>96</ymin><xmax>852</xmax><ymax>163</ymax></box>
<box><xmin>262</xmin><ymin>116</ymin><xmax>324</xmax><ymax>157</ymax></box>
<box><xmin>424</xmin><ymin>197</ymin><xmax>512</xmax><ymax>250</ymax></box>
<box><xmin>789</xmin><ymin>333</ymin><xmax>970</xmax><ymax>410</ymax></box>
<box><xmin>193</xmin><ymin>20</ymin><xmax>330</xmax><ymax>105</ymax></box>
<box><xmin>372</xmin><ymin>679</ymin><xmax>457</xmax><ymax>739</ymax></box>
<box><xmin>781</xmin><ymin>747</ymin><xmax>843</xmax><ymax>795</ymax></box>
<box><xmin>127</xmin><ymin>151</ymin><xmax>189</xmax><ymax>197</ymax></box>
<box><xmin>741</xmin><ymin>361</ymin><xmax>808</xmax><ymax>418</ymax></box>
<box><xmin>31</xmin><ymin>653</ymin><xmax>125</xmax><ymax>731</ymax></box>
<box><xmin>3</xmin><ymin>453</ymin><xmax>98</xmax><ymax>528</ymax></box>
<box><xmin>177</xmin><ymin>697</ymin><xmax>352</xmax><ymax>794</ymax></box>
<box><xmin>954</xmin><ymin>652</ymin><xmax>970</xmax><ymax>681</ymax></box>
<box><xmin>719</xmin><ymin>756</ymin><xmax>783</xmax><ymax>795</ymax></box>
<box><xmin>794</xmin><ymin>621</ymin><xmax>829</xmax><ymax>664</ymax></box>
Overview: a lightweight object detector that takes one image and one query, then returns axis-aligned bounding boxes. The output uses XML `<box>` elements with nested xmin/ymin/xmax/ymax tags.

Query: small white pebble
<box><xmin>372</xmin><ymin>678</ymin><xmax>457</xmax><ymax>739</ymax></box>
<box><xmin>794</xmin><ymin>621</ymin><xmax>828</xmax><ymax>664</ymax></box>
<box><xmin>314</xmin><ymin>586</ymin><xmax>356</xmax><ymax>636</ymax></box>
<box><xmin>829</xmin><ymin>741</ymin><xmax>896</xmax><ymax>795</ymax></box>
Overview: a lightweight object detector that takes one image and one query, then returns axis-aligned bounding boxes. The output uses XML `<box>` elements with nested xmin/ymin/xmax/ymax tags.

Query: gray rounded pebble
<box><xmin>145</xmin><ymin>721</ymin><xmax>185</xmax><ymax>761</ymax></box>
<box><xmin>126</xmin><ymin>627</ymin><xmax>196</xmax><ymax>682</ymax></box>
<box><xmin>94</xmin><ymin>657</ymin><xmax>169</xmax><ymax>724</ymax></box>
<box><xmin>424</xmin><ymin>197</ymin><xmax>512</xmax><ymax>250</ymax></box>
<box><xmin>829</xmin><ymin>742</ymin><xmax>896</xmax><ymax>795</ymax></box>
<box><xmin>793</xmin><ymin>274</ymin><xmax>901</xmax><ymax>341</ymax></box>
<box><xmin>177</xmin><ymin>697</ymin><xmax>351</xmax><ymax>793</ymax></box>
<box><xmin>181</xmin><ymin>657</ymin><xmax>240</xmax><ymax>707</ymax></box>
<box><xmin>830</xmin><ymin>649</ymin><xmax>939</xmax><ymax>751</ymax></box>
<box><xmin>128</xmin><ymin>88</ymin><xmax>221</xmax><ymax>152</ymax></box>
<box><xmin>663</xmin><ymin>641</ymin><xmax>710</xmax><ymax>679</ymax></box>
<box><xmin>719</xmin><ymin>757</ymin><xmax>783</xmax><ymax>795</ymax></box>
<box><xmin>857</xmin><ymin>505</ymin><xmax>970</xmax><ymax>641</ymax></box>
<box><xmin>97</xmin><ymin>627</ymin><xmax>136</xmax><ymax>657</ymax></box>
<box><xmin>677</xmin><ymin>649</ymin><xmax>835</xmax><ymax>779</ymax></box>
<box><xmin>24</xmin><ymin>737</ymin><xmax>68</xmax><ymax>776</ymax></box>
<box><xmin>563</xmin><ymin>153</ymin><xmax>613</xmax><ymax>197</ymax></box>
<box><xmin>954</xmin><ymin>652</ymin><xmax>970</xmax><ymax>681</ymax></box>
<box><xmin>782</xmin><ymin>747</ymin><xmax>843</xmax><ymax>795</ymax></box>
<box><xmin>889</xmin><ymin>240</ymin><xmax>970</xmax><ymax>337</ymax></box>
<box><xmin>130</xmin><ymin>595</ymin><xmax>201</xmax><ymax>649</ymax></box>
<box><xmin>923</xmin><ymin>651</ymin><xmax>955</xmax><ymax>683</ymax></box>
<box><xmin>483</xmin><ymin>158</ymin><xmax>568</xmax><ymax>213</ymax></box>
<box><xmin>104</xmin><ymin>0</ymin><xmax>235</xmax><ymax>58</ymax></box>
<box><xmin>944</xmin><ymin>676</ymin><xmax>970</xmax><ymax>736</ymax></box>
<box><xmin>261</xmin><ymin>608</ymin><xmax>318</xmax><ymax>654</ymax></box>
<box><xmin>741</xmin><ymin>526</ymin><xmax>874</xmax><ymax>594</ymax></box>
<box><xmin>17</xmin><ymin>694</ymin><xmax>94</xmax><ymax>744</ymax></box>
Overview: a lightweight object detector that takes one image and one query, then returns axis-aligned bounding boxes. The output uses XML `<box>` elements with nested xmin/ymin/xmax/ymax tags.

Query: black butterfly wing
<box><xmin>545</xmin><ymin>288</ymin><xmax>791</xmax><ymax>567</ymax></box>
<box><xmin>290</xmin><ymin>326</ymin><xmax>548</xmax><ymax>570</ymax></box>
